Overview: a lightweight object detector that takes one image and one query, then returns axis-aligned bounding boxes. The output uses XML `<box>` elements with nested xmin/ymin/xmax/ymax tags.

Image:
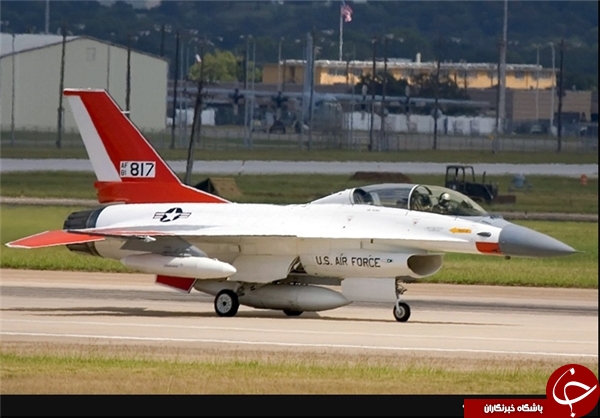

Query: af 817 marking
<box><xmin>120</xmin><ymin>161</ymin><xmax>156</xmax><ymax>178</ymax></box>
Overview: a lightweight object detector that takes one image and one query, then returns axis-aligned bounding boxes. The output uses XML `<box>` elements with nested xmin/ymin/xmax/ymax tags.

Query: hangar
<box><xmin>0</xmin><ymin>33</ymin><xmax>168</xmax><ymax>134</ymax></box>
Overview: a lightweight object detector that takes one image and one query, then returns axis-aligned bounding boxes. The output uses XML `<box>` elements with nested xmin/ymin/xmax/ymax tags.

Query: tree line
<box><xmin>1</xmin><ymin>0</ymin><xmax>597</xmax><ymax>90</ymax></box>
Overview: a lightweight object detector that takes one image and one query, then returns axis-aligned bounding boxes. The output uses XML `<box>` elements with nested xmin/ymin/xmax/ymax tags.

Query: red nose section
<box><xmin>475</xmin><ymin>242</ymin><xmax>502</xmax><ymax>255</ymax></box>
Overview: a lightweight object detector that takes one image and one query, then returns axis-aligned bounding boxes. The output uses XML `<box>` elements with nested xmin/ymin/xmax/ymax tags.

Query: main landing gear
<box><xmin>213</xmin><ymin>289</ymin><xmax>305</xmax><ymax>318</ymax></box>
<box><xmin>214</xmin><ymin>289</ymin><xmax>240</xmax><ymax>317</ymax></box>
<box><xmin>393</xmin><ymin>279</ymin><xmax>411</xmax><ymax>322</ymax></box>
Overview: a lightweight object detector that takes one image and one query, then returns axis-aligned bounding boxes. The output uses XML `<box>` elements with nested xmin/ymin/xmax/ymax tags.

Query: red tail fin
<box><xmin>64</xmin><ymin>88</ymin><xmax>228</xmax><ymax>204</ymax></box>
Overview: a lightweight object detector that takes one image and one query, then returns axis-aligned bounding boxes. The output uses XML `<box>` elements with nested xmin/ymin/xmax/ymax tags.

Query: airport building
<box><xmin>0</xmin><ymin>33</ymin><xmax>168</xmax><ymax>133</ymax></box>
<box><xmin>262</xmin><ymin>57</ymin><xmax>556</xmax><ymax>91</ymax></box>
<box><xmin>262</xmin><ymin>57</ymin><xmax>597</xmax><ymax>131</ymax></box>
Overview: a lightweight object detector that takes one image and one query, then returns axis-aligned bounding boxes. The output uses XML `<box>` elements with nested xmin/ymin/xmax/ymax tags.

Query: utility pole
<box><xmin>549</xmin><ymin>42</ymin><xmax>556</xmax><ymax>135</ymax></box>
<box><xmin>243</xmin><ymin>35</ymin><xmax>251</xmax><ymax>148</ymax></box>
<box><xmin>170</xmin><ymin>30</ymin><xmax>180</xmax><ymax>149</ymax></box>
<box><xmin>433</xmin><ymin>36</ymin><xmax>443</xmax><ymax>151</ymax></box>
<box><xmin>498</xmin><ymin>0</ymin><xmax>508</xmax><ymax>135</ymax></box>
<box><xmin>307</xmin><ymin>29</ymin><xmax>316</xmax><ymax>150</ymax></box>
<box><xmin>159</xmin><ymin>24</ymin><xmax>166</xmax><ymax>57</ymax></box>
<box><xmin>492</xmin><ymin>39</ymin><xmax>501</xmax><ymax>154</ymax></box>
<box><xmin>126</xmin><ymin>33</ymin><xmax>132</xmax><ymax>118</ymax></box>
<box><xmin>185</xmin><ymin>38</ymin><xmax>206</xmax><ymax>185</ymax></box>
<box><xmin>56</xmin><ymin>23</ymin><xmax>66</xmax><ymax>149</ymax></box>
<box><xmin>243</xmin><ymin>36</ymin><xmax>249</xmax><ymax>90</ymax></box>
<box><xmin>277</xmin><ymin>37</ymin><xmax>284</xmax><ymax>92</ymax></box>
<box><xmin>345</xmin><ymin>49</ymin><xmax>355</xmax><ymax>149</ymax></box>
<box><xmin>10</xmin><ymin>33</ymin><xmax>16</xmax><ymax>147</ymax></box>
<box><xmin>45</xmin><ymin>0</ymin><xmax>50</xmax><ymax>34</ymax></box>
<box><xmin>368</xmin><ymin>37</ymin><xmax>377</xmax><ymax>152</ymax></box>
<box><xmin>106</xmin><ymin>38</ymin><xmax>111</xmax><ymax>93</ymax></box>
<box><xmin>433</xmin><ymin>61</ymin><xmax>441</xmax><ymax>150</ymax></box>
<box><xmin>250</xmin><ymin>38</ymin><xmax>257</xmax><ymax>149</ymax></box>
<box><xmin>556</xmin><ymin>39</ymin><xmax>565</xmax><ymax>153</ymax></box>
<box><xmin>379</xmin><ymin>36</ymin><xmax>389</xmax><ymax>152</ymax></box>
<box><xmin>535</xmin><ymin>45</ymin><xmax>540</xmax><ymax>123</ymax></box>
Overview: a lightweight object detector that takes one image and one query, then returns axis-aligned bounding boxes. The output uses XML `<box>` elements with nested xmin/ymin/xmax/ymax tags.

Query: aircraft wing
<box><xmin>5</xmin><ymin>230</ymin><xmax>105</xmax><ymax>249</ymax></box>
<box><xmin>4</xmin><ymin>226</ymin><xmax>294</xmax><ymax>250</ymax></box>
<box><xmin>66</xmin><ymin>225</ymin><xmax>298</xmax><ymax>239</ymax></box>
<box><xmin>8</xmin><ymin>219</ymin><xmax>464</xmax><ymax>251</ymax></box>
<box><xmin>64</xmin><ymin>224</ymin><xmax>465</xmax><ymax>246</ymax></box>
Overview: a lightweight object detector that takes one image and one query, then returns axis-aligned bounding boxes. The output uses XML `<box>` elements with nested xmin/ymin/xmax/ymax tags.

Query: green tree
<box><xmin>188</xmin><ymin>50</ymin><xmax>239</xmax><ymax>82</ymax></box>
<box><xmin>411</xmin><ymin>73</ymin><xmax>478</xmax><ymax>116</ymax></box>
<box><xmin>410</xmin><ymin>73</ymin><xmax>469</xmax><ymax>100</ymax></box>
<box><xmin>355</xmin><ymin>73</ymin><xmax>410</xmax><ymax>97</ymax></box>
<box><xmin>189</xmin><ymin>49</ymin><xmax>263</xmax><ymax>83</ymax></box>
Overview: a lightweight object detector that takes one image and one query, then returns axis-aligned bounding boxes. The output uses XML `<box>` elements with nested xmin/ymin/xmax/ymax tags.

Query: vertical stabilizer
<box><xmin>64</xmin><ymin>89</ymin><xmax>228</xmax><ymax>204</ymax></box>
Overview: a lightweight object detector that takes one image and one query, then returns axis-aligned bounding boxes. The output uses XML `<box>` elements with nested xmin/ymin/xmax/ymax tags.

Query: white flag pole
<box><xmin>339</xmin><ymin>5</ymin><xmax>343</xmax><ymax>61</ymax></box>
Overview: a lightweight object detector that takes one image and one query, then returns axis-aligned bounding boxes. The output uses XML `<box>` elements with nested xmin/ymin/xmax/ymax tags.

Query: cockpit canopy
<box><xmin>313</xmin><ymin>183</ymin><xmax>488</xmax><ymax>217</ymax></box>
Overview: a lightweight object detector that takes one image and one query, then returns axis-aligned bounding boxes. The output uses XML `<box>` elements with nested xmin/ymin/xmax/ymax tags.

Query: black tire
<box><xmin>214</xmin><ymin>289</ymin><xmax>239</xmax><ymax>317</ymax></box>
<box><xmin>393</xmin><ymin>302</ymin><xmax>411</xmax><ymax>322</ymax></box>
<box><xmin>283</xmin><ymin>309</ymin><xmax>303</xmax><ymax>317</ymax></box>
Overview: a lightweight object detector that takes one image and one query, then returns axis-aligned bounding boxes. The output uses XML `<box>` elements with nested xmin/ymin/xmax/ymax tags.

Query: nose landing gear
<box><xmin>393</xmin><ymin>279</ymin><xmax>411</xmax><ymax>322</ymax></box>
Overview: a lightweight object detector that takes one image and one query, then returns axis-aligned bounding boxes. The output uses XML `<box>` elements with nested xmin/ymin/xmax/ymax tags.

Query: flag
<box><xmin>341</xmin><ymin>3</ymin><xmax>353</xmax><ymax>22</ymax></box>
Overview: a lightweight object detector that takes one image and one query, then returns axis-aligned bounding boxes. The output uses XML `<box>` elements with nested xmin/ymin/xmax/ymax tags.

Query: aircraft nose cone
<box><xmin>498</xmin><ymin>223</ymin><xmax>577</xmax><ymax>257</ymax></box>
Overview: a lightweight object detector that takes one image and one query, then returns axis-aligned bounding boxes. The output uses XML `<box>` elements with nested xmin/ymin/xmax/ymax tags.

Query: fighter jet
<box><xmin>5</xmin><ymin>88</ymin><xmax>576</xmax><ymax>322</ymax></box>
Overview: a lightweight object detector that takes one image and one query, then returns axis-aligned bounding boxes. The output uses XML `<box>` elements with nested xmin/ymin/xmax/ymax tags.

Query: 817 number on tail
<box><xmin>120</xmin><ymin>161</ymin><xmax>156</xmax><ymax>178</ymax></box>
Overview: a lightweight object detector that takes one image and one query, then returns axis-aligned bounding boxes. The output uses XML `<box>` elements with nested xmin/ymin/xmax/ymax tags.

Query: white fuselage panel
<box><xmin>89</xmin><ymin>202</ymin><xmax>501</xmax><ymax>281</ymax></box>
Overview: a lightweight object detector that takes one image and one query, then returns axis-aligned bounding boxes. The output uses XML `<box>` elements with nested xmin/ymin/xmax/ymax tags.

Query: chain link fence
<box><xmin>1</xmin><ymin>122</ymin><xmax>597</xmax><ymax>153</ymax></box>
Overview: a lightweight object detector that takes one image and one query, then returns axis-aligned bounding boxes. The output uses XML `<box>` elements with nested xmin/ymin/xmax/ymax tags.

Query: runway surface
<box><xmin>1</xmin><ymin>269</ymin><xmax>597</xmax><ymax>361</ymax></box>
<box><xmin>1</xmin><ymin>159</ymin><xmax>598</xmax><ymax>177</ymax></box>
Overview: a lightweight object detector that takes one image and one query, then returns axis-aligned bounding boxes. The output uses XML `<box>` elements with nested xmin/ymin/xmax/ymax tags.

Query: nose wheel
<box><xmin>393</xmin><ymin>301</ymin><xmax>411</xmax><ymax>322</ymax></box>
<box><xmin>393</xmin><ymin>279</ymin><xmax>411</xmax><ymax>322</ymax></box>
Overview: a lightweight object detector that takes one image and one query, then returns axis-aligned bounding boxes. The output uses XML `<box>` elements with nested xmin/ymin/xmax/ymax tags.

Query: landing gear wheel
<box><xmin>393</xmin><ymin>278</ymin><xmax>410</xmax><ymax>322</ymax></box>
<box><xmin>283</xmin><ymin>309</ymin><xmax>303</xmax><ymax>317</ymax></box>
<box><xmin>393</xmin><ymin>302</ymin><xmax>411</xmax><ymax>322</ymax></box>
<box><xmin>214</xmin><ymin>290</ymin><xmax>239</xmax><ymax>317</ymax></box>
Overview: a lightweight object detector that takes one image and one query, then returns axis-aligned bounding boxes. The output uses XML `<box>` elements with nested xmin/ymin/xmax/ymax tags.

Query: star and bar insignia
<box><xmin>153</xmin><ymin>207</ymin><xmax>191</xmax><ymax>222</ymax></box>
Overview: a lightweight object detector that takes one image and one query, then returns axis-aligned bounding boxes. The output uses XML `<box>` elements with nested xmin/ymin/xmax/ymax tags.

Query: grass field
<box><xmin>1</xmin><ymin>343</ymin><xmax>596</xmax><ymax>394</ymax></box>
<box><xmin>1</xmin><ymin>131</ymin><xmax>598</xmax><ymax>164</ymax></box>
<box><xmin>1</xmin><ymin>154</ymin><xmax>597</xmax><ymax>396</ymax></box>
<box><xmin>1</xmin><ymin>171</ymin><xmax>598</xmax><ymax>213</ymax></box>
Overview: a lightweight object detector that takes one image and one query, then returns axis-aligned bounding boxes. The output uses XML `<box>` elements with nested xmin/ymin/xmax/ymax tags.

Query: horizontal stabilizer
<box><xmin>94</xmin><ymin>181</ymin><xmax>230</xmax><ymax>204</ymax></box>
<box><xmin>5</xmin><ymin>230</ymin><xmax>105</xmax><ymax>249</ymax></box>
